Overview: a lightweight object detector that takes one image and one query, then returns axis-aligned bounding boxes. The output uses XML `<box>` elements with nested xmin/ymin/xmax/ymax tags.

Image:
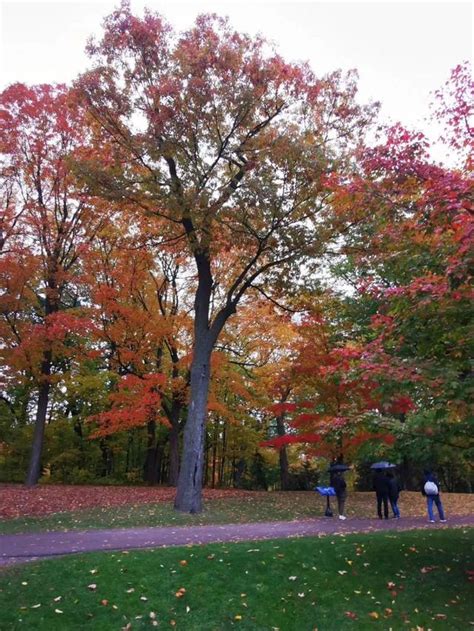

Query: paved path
<box><xmin>1</xmin><ymin>515</ymin><xmax>473</xmax><ymax>567</ymax></box>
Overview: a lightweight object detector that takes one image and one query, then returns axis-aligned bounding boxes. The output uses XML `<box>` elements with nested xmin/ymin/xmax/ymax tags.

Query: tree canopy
<box><xmin>0</xmin><ymin>3</ymin><xmax>472</xmax><ymax>504</ymax></box>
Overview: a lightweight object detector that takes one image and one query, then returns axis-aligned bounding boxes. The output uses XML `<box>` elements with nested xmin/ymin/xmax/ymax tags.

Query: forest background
<box><xmin>0</xmin><ymin>1</ymin><xmax>472</xmax><ymax>508</ymax></box>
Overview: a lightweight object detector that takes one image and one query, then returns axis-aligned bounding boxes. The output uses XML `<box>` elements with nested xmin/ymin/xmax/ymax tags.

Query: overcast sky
<box><xmin>0</xmin><ymin>0</ymin><xmax>472</xmax><ymax>144</ymax></box>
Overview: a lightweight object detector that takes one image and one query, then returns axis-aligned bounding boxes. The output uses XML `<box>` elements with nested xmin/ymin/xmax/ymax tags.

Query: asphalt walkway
<box><xmin>1</xmin><ymin>514</ymin><xmax>473</xmax><ymax>567</ymax></box>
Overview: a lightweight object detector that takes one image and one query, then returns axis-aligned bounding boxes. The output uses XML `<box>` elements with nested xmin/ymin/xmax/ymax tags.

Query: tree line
<box><xmin>0</xmin><ymin>3</ymin><xmax>472</xmax><ymax>510</ymax></box>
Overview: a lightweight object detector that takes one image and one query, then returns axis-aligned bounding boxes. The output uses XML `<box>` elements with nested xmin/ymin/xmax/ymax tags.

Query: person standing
<box><xmin>386</xmin><ymin>470</ymin><xmax>401</xmax><ymax>518</ymax></box>
<box><xmin>332</xmin><ymin>471</ymin><xmax>347</xmax><ymax>520</ymax></box>
<box><xmin>373</xmin><ymin>469</ymin><xmax>390</xmax><ymax>519</ymax></box>
<box><xmin>422</xmin><ymin>469</ymin><xmax>447</xmax><ymax>523</ymax></box>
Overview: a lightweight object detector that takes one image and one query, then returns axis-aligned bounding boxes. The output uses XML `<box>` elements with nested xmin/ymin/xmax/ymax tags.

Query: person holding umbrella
<box><xmin>371</xmin><ymin>462</ymin><xmax>392</xmax><ymax>519</ymax></box>
<box><xmin>329</xmin><ymin>463</ymin><xmax>350</xmax><ymax>520</ymax></box>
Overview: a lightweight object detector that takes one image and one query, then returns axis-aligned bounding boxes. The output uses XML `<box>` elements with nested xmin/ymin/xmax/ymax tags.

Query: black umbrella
<box><xmin>370</xmin><ymin>461</ymin><xmax>396</xmax><ymax>470</ymax></box>
<box><xmin>328</xmin><ymin>464</ymin><xmax>351</xmax><ymax>472</ymax></box>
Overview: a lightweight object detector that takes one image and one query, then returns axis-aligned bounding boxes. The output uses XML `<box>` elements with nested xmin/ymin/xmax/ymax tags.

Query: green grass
<box><xmin>1</xmin><ymin>528</ymin><xmax>473</xmax><ymax>630</ymax></box>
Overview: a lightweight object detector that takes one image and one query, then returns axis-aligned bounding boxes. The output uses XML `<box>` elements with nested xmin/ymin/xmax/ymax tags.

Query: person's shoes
<box><xmin>338</xmin><ymin>515</ymin><xmax>347</xmax><ymax>520</ymax></box>
<box><xmin>440</xmin><ymin>519</ymin><xmax>447</xmax><ymax>523</ymax></box>
<box><xmin>429</xmin><ymin>519</ymin><xmax>435</xmax><ymax>523</ymax></box>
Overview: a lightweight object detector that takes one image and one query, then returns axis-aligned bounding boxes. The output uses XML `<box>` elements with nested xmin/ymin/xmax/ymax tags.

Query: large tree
<box><xmin>74</xmin><ymin>3</ymin><xmax>375</xmax><ymax>512</ymax></box>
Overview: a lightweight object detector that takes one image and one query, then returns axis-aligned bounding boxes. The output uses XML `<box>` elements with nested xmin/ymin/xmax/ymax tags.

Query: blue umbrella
<box><xmin>315</xmin><ymin>486</ymin><xmax>337</xmax><ymax>496</ymax></box>
<box><xmin>315</xmin><ymin>486</ymin><xmax>336</xmax><ymax>517</ymax></box>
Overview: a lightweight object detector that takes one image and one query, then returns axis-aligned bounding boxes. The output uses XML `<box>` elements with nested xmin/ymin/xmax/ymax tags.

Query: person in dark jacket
<box><xmin>386</xmin><ymin>471</ymin><xmax>401</xmax><ymax>518</ymax></box>
<box><xmin>332</xmin><ymin>471</ymin><xmax>347</xmax><ymax>520</ymax></box>
<box><xmin>373</xmin><ymin>469</ymin><xmax>390</xmax><ymax>519</ymax></box>
<box><xmin>422</xmin><ymin>469</ymin><xmax>447</xmax><ymax>523</ymax></box>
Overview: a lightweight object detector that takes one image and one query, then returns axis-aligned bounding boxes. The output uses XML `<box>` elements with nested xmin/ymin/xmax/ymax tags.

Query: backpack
<box><xmin>424</xmin><ymin>480</ymin><xmax>438</xmax><ymax>496</ymax></box>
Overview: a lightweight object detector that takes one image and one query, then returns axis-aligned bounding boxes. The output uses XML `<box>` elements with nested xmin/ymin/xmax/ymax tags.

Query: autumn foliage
<box><xmin>0</xmin><ymin>3</ymin><xmax>472</xmax><ymax>502</ymax></box>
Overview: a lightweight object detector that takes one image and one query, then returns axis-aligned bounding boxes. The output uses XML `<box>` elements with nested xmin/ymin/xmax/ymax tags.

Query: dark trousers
<box><xmin>376</xmin><ymin>493</ymin><xmax>389</xmax><ymax>518</ymax></box>
<box><xmin>337</xmin><ymin>495</ymin><xmax>346</xmax><ymax>516</ymax></box>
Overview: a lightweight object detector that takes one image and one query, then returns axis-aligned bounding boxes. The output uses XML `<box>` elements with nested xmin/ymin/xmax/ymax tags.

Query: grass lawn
<box><xmin>1</xmin><ymin>490</ymin><xmax>473</xmax><ymax>535</ymax></box>
<box><xmin>1</xmin><ymin>528</ymin><xmax>473</xmax><ymax>630</ymax></box>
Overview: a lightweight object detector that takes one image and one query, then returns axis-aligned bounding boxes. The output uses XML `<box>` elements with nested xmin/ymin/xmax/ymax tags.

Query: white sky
<box><xmin>0</xmin><ymin>0</ymin><xmax>472</xmax><ymax>144</ymax></box>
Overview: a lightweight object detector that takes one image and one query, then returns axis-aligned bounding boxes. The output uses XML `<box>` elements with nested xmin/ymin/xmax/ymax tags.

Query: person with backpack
<box><xmin>373</xmin><ymin>468</ymin><xmax>390</xmax><ymax>519</ymax></box>
<box><xmin>331</xmin><ymin>471</ymin><xmax>348</xmax><ymax>520</ymax></box>
<box><xmin>422</xmin><ymin>469</ymin><xmax>447</xmax><ymax>523</ymax></box>
<box><xmin>386</xmin><ymin>470</ymin><xmax>401</xmax><ymax>518</ymax></box>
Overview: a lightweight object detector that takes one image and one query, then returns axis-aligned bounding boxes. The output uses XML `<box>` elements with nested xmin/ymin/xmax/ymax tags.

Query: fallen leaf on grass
<box><xmin>345</xmin><ymin>611</ymin><xmax>358</xmax><ymax>620</ymax></box>
<box><xmin>368</xmin><ymin>612</ymin><xmax>379</xmax><ymax>619</ymax></box>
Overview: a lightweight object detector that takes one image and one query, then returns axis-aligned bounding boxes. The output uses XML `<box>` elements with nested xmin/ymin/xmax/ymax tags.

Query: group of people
<box><xmin>330</xmin><ymin>468</ymin><xmax>447</xmax><ymax>523</ymax></box>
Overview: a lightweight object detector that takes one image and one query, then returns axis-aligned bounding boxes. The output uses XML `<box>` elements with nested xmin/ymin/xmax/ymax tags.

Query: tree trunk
<box><xmin>25</xmin><ymin>353</ymin><xmax>51</xmax><ymax>487</ymax></box>
<box><xmin>168</xmin><ymin>403</ymin><xmax>181</xmax><ymax>486</ymax></box>
<box><xmin>174</xmin><ymin>343</ymin><xmax>212</xmax><ymax>512</ymax></box>
<box><xmin>211</xmin><ymin>418</ymin><xmax>218</xmax><ymax>488</ymax></box>
<box><xmin>219</xmin><ymin>419</ymin><xmax>227</xmax><ymax>487</ymax></box>
<box><xmin>173</xmin><ymin>240</ymin><xmax>234</xmax><ymax>511</ymax></box>
<box><xmin>276</xmin><ymin>413</ymin><xmax>291</xmax><ymax>490</ymax></box>
<box><xmin>143</xmin><ymin>420</ymin><xmax>159</xmax><ymax>484</ymax></box>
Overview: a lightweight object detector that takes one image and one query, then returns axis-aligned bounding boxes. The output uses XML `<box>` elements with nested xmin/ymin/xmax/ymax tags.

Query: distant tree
<box><xmin>0</xmin><ymin>83</ymin><xmax>104</xmax><ymax>485</ymax></box>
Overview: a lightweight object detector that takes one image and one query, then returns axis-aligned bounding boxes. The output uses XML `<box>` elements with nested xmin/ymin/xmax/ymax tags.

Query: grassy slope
<box><xmin>1</xmin><ymin>491</ymin><xmax>473</xmax><ymax>535</ymax></box>
<box><xmin>1</xmin><ymin>529</ymin><xmax>473</xmax><ymax>630</ymax></box>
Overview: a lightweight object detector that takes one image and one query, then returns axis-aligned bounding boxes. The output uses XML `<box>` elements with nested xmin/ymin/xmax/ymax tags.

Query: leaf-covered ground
<box><xmin>1</xmin><ymin>528</ymin><xmax>473</xmax><ymax>630</ymax></box>
<box><xmin>1</xmin><ymin>485</ymin><xmax>473</xmax><ymax>535</ymax></box>
<box><xmin>0</xmin><ymin>485</ymin><xmax>254</xmax><ymax>518</ymax></box>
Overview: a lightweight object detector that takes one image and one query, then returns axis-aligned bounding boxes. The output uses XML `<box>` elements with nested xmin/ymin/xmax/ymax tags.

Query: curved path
<box><xmin>1</xmin><ymin>514</ymin><xmax>473</xmax><ymax>567</ymax></box>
